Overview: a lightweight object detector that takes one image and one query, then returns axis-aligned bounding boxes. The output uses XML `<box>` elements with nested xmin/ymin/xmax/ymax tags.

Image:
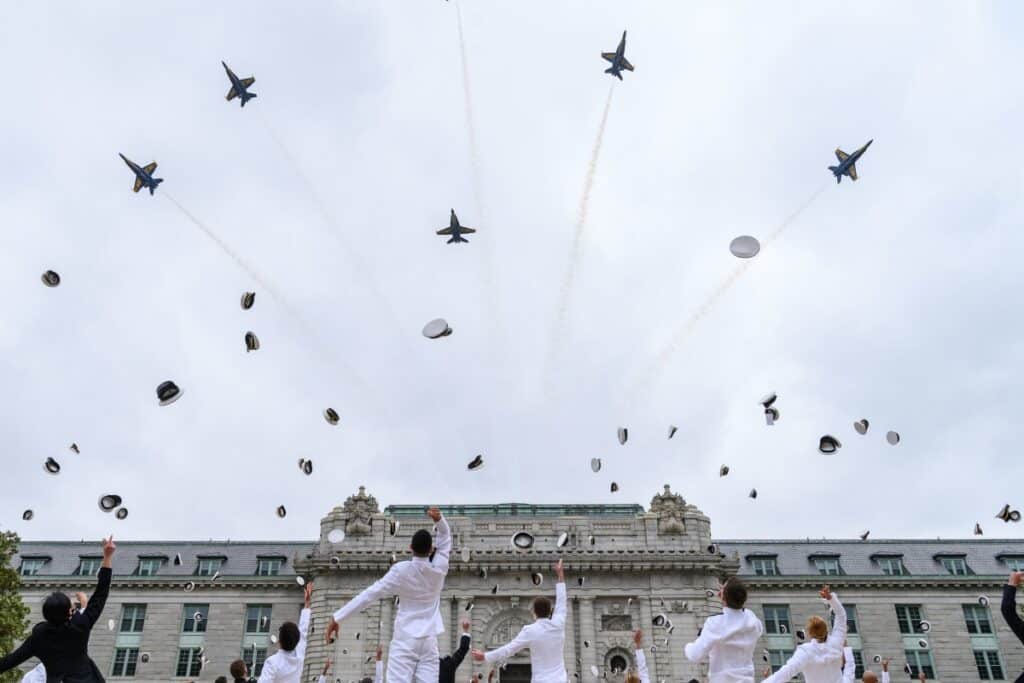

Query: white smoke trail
<box><xmin>629</xmin><ymin>182</ymin><xmax>831</xmax><ymax>396</ymax></box>
<box><xmin>546</xmin><ymin>84</ymin><xmax>616</xmax><ymax>380</ymax></box>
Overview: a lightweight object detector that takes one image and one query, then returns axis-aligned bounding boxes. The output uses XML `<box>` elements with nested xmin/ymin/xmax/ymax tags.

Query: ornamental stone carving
<box><xmin>342</xmin><ymin>486</ymin><xmax>379</xmax><ymax>536</ymax></box>
<box><xmin>650</xmin><ymin>485</ymin><xmax>687</xmax><ymax>535</ymax></box>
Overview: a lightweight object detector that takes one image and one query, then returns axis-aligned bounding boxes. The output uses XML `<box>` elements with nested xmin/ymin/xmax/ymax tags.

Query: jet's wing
<box><xmin>142</xmin><ymin>162</ymin><xmax>158</xmax><ymax>174</ymax></box>
<box><xmin>621</xmin><ymin>58</ymin><xmax>634</xmax><ymax>71</ymax></box>
<box><xmin>240</xmin><ymin>77</ymin><xmax>255</xmax><ymax>87</ymax></box>
<box><xmin>226</xmin><ymin>87</ymin><xmax>238</xmax><ymax>101</ymax></box>
<box><xmin>847</xmin><ymin>163</ymin><xmax>858</xmax><ymax>181</ymax></box>
<box><xmin>133</xmin><ymin>177</ymin><xmax>144</xmax><ymax>193</ymax></box>
<box><xmin>437</xmin><ymin>227</ymin><xmax>456</xmax><ymax>235</ymax></box>
<box><xmin>461</xmin><ymin>227</ymin><xmax>476</xmax><ymax>234</ymax></box>
<box><xmin>601</xmin><ymin>52</ymin><xmax>617</xmax><ymax>63</ymax></box>
<box><xmin>834</xmin><ymin>148</ymin><xmax>849</xmax><ymax>162</ymax></box>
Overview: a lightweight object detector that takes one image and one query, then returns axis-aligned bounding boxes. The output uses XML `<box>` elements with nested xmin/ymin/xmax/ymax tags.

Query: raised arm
<box><xmin>684</xmin><ymin>619</ymin><xmax>718</xmax><ymax>663</ymax></box>
<box><xmin>633</xmin><ymin>630</ymin><xmax>649</xmax><ymax>683</ymax></box>
<box><xmin>761</xmin><ymin>647</ymin><xmax>809</xmax><ymax>683</ymax></box>
<box><xmin>450</xmin><ymin>622</ymin><xmax>472</xmax><ymax>668</ymax></box>
<box><xmin>333</xmin><ymin>567</ymin><xmax>403</xmax><ymax>624</ymax></box>
<box><xmin>482</xmin><ymin>626</ymin><xmax>531</xmax><ymax>664</ymax></box>
<box><xmin>80</xmin><ymin>536</ymin><xmax>116</xmax><ymax>628</ymax></box>
<box><xmin>841</xmin><ymin>646</ymin><xmax>855</xmax><ymax>683</ymax></box>
<box><xmin>551</xmin><ymin>561</ymin><xmax>567</xmax><ymax>630</ymax></box>
<box><xmin>0</xmin><ymin>637</ymin><xmax>34</xmax><ymax>674</ymax></box>
<box><xmin>428</xmin><ymin>508</ymin><xmax>451</xmax><ymax>574</ymax></box>
<box><xmin>1002</xmin><ymin>574</ymin><xmax>1024</xmax><ymax>644</ymax></box>
<box><xmin>821</xmin><ymin>585</ymin><xmax>848</xmax><ymax>651</ymax></box>
<box><xmin>295</xmin><ymin>584</ymin><xmax>313</xmax><ymax>661</ymax></box>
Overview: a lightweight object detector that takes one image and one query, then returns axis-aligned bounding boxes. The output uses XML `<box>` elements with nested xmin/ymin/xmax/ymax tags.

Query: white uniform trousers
<box><xmin>386</xmin><ymin>634</ymin><xmax>440</xmax><ymax>683</ymax></box>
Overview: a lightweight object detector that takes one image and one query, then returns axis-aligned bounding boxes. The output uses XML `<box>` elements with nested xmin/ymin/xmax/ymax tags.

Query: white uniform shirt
<box><xmin>484</xmin><ymin>582</ymin><xmax>567</xmax><ymax>682</ymax></box>
<box><xmin>634</xmin><ymin>649</ymin><xmax>649</xmax><ymax>683</ymax></box>
<box><xmin>841</xmin><ymin>646</ymin><xmax>855</xmax><ymax>683</ymax></box>
<box><xmin>333</xmin><ymin>517</ymin><xmax>451</xmax><ymax>640</ymax></box>
<box><xmin>684</xmin><ymin>606</ymin><xmax>764</xmax><ymax>682</ymax></box>
<box><xmin>20</xmin><ymin>663</ymin><xmax>45</xmax><ymax>683</ymax></box>
<box><xmin>258</xmin><ymin>608</ymin><xmax>311</xmax><ymax>683</ymax></box>
<box><xmin>762</xmin><ymin>594</ymin><xmax>848</xmax><ymax>683</ymax></box>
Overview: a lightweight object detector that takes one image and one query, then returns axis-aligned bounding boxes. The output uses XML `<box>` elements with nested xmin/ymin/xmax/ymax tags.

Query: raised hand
<box><xmin>819</xmin><ymin>584</ymin><xmax>832</xmax><ymax>601</ymax></box>
<box><xmin>471</xmin><ymin>649</ymin><xmax>486</xmax><ymax>662</ymax></box>
<box><xmin>375</xmin><ymin>645</ymin><xmax>383</xmax><ymax>661</ymax></box>
<box><xmin>325</xmin><ymin>620</ymin><xmax>339</xmax><ymax>645</ymax></box>
<box><xmin>427</xmin><ymin>507</ymin><xmax>442</xmax><ymax>522</ymax></box>
<box><xmin>74</xmin><ymin>592</ymin><xmax>88</xmax><ymax>610</ymax></box>
<box><xmin>881</xmin><ymin>658</ymin><xmax>890</xmax><ymax>672</ymax></box>
<box><xmin>304</xmin><ymin>583</ymin><xmax>314</xmax><ymax>608</ymax></box>
<box><xmin>102</xmin><ymin>536</ymin><xmax>116</xmax><ymax>568</ymax></box>
<box><xmin>632</xmin><ymin>629</ymin><xmax>642</xmax><ymax>648</ymax></box>
<box><xmin>1010</xmin><ymin>571</ymin><xmax>1024</xmax><ymax>587</ymax></box>
<box><xmin>322</xmin><ymin>659</ymin><xmax>332</xmax><ymax>675</ymax></box>
<box><xmin>462</xmin><ymin>620</ymin><xmax>471</xmax><ymax>633</ymax></box>
<box><xmin>555</xmin><ymin>559</ymin><xmax>564</xmax><ymax>582</ymax></box>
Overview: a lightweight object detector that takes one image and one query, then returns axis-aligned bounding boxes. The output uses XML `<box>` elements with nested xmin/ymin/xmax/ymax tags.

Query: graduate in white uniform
<box><xmin>470</xmin><ymin>560</ymin><xmax>567</xmax><ymax>683</ymax></box>
<box><xmin>841</xmin><ymin>645</ymin><xmax>855</xmax><ymax>683</ymax></box>
<box><xmin>326</xmin><ymin>507</ymin><xmax>451</xmax><ymax>683</ymax></box>
<box><xmin>625</xmin><ymin>629</ymin><xmax>649</xmax><ymax>683</ymax></box>
<box><xmin>760</xmin><ymin>585</ymin><xmax>847</xmax><ymax>683</ymax></box>
<box><xmin>19</xmin><ymin>663</ymin><xmax>45</xmax><ymax>683</ymax></box>
<box><xmin>258</xmin><ymin>582</ymin><xmax>313</xmax><ymax>683</ymax></box>
<box><xmin>683</xmin><ymin>577</ymin><xmax>763</xmax><ymax>682</ymax></box>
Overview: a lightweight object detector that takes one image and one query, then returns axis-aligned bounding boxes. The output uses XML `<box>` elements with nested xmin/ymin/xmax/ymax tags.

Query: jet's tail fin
<box><xmin>447</xmin><ymin>234</ymin><xmax>468</xmax><ymax>244</ymax></box>
<box><xmin>241</xmin><ymin>92</ymin><xmax>257</xmax><ymax>106</ymax></box>
<box><xmin>149</xmin><ymin>178</ymin><xmax>164</xmax><ymax>195</ymax></box>
<box><xmin>604</xmin><ymin>67</ymin><xmax>623</xmax><ymax>80</ymax></box>
<box><xmin>828</xmin><ymin>166</ymin><xmax>841</xmax><ymax>184</ymax></box>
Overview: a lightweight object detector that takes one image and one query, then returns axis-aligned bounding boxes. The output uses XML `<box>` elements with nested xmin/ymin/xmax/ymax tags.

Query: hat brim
<box><xmin>159</xmin><ymin>389</ymin><xmax>183</xmax><ymax>406</ymax></box>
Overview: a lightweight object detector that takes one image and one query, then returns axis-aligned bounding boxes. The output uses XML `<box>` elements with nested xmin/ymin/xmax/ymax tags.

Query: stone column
<box><xmin>638</xmin><ymin>597</ymin><xmax>659</xmax><ymax>682</ymax></box>
<box><xmin>563</xmin><ymin>595</ymin><xmax>577</xmax><ymax>678</ymax></box>
<box><xmin>579</xmin><ymin>597</ymin><xmax>598</xmax><ymax>676</ymax></box>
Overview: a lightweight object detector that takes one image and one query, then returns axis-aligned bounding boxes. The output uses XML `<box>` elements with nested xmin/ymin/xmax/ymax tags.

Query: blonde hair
<box><xmin>807</xmin><ymin>615</ymin><xmax>828</xmax><ymax>642</ymax></box>
<box><xmin>625</xmin><ymin>674</ymin><xmax>641</xmax><ymax>683</ymax></box>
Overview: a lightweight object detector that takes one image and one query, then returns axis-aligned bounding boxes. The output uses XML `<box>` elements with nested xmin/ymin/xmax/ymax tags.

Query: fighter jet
<box><xmin>436</xmin><ymin>210</ymin><xmax>476</xmax><ymax>244</ymax></box>
<box><xmin>222</xmin><ymin>61</ymin><xmax>256</xmax><ymax>107</ymax></box>
<box><xmin>119</xmin><ymin>154</ymin><xmax>163</xmax><ymax>195</ymax></box>
<box><xmin>601</xmin><ymin>31</ymin><xmax>634</xmax><ymax>80</ymax></box>
<box><xmin>829</xmin><ymin>139</ymin><xmax>873</xmax><ymax>183</ymax></box>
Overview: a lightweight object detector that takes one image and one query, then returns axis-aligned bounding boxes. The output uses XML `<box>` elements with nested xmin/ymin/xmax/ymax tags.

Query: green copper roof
<box><xmin>383</xmin><ymin>503</ymin><xmax>644</xmax><ymax>517</ymax></box>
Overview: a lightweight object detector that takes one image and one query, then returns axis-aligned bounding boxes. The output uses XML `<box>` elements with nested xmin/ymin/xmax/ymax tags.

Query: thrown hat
<box><xmin>779</xmin><ymin>624</ymin><xmax>788</xmax><ymax>634</ymax></box>
<box><xmin>43</xmin><ymin>457</ymin><xmax>61</xmax><ymax>474</ymax></box>
<box><xmin>668</xmin><ymin>425</ymin><xmax>677</xmax><ymax>439</ymax></box>
<box><xmin>41</xmin><ymin>270</ymin><xmax>61</xmax><ymax>287</ymax></box>
<box><xmin>295</xmin><ymin>576</ymin><xmax>305</xmax><ymax>587</ymax></box>
<box><xmin>244</xmin><ymin>331</ymin><xmax>260</xmax><ymax>352</ymax></box>
<box><xmin>818</xmin><ymin>435</ymin><xmax>841</xmax><ymax>454</ymax></box>
<box><xmin>749</xmin><ymin>489</ymin><xmax>757</xmax><ymax>499</ymax></box>
<box><xmin>389</xmin><ymin>519</ymin><xmax>400</xmax><ymax>536</ymax></box>
<box><xmin>730</xmin><ymin>235</ymin><xmax>760</xmax><ymax>259</ymax></box>
<box><xmin>854</xmin><ymin>419</ymin><xmax>869</xmax><ymax>435</ymax></box>
<box><xmin>302</xmin><ymin>460</ymin><xmax>313</xmax><ymax>476</ymax></box>
<box><xmin>240</xmin><ymin>292</ymin><xmax>255</xmax><ymax>310</ymax></box>
<box><xmin>764</xmin><ymin>407</ymin><xmax>779</xmax><ymax>426</ymax></box>
<box><xmin>491</xmin><ymin>584</ymin><xmax>499</xmax><ymax>594</ymax></box>
<box><xmin>704</xmin><ymin>588</ymin><xmax>716</xmax><ymax>598</ymax></box>
<box><xmin>919</xmin><ymin>620</ymin><xmax>931</xmax><ymax>633</ymax></box>
<box><xmin>590</xmin><ymin>458</ymin><xmax>602</xmax><ymax>473</ymax></box>
<box><xmin>478</xmin><ymin>567</ymin><xmax>488</xmax><ymax>579</ymax></box>
<box><xmin>584</xmin><ymin>641</ymin><xmax>591</xmax><ymax>649</ymax></box>
<box><xmin>276</xmin><ymin>505</ymin><xmax>287</xmax><ymax>518</ymax></box>
<box><xmin>996</xmin><ymin>504</ymin><xmax>1021</xmax><ymax>523</ymax></box>
<box><xmin>116</xmin><ymin>508</ymin><xmax>128</xmax><ymax>520</ymax></box>
<box><xmin>652</xmin><ymin>613</ymin><xmax>667</xmax><ymax>627</ymax></box>
<box><xmin>719</xmin><ymin>464</ymin><xmax>729</xmax><ymax>477</ymax></box>
<box><xmin>465</xmin><ymin>600</ymin><xmax>474</xmax><ymax>611</ymax></box>
<box><xmin>974</xmin><ymin>523</ymin><xmax>983</xmax><ymax>535</ymax></box>
<box><xmin>22</xmin><ymin>510</ymin><xmax>33</xmax><ymax>521</ymax></box>
<box><xmin>610</xmin><ymin>482</ymin><xmax>619</xmax><ymax>493</ymax></box>
<box><xmin>617</xmin><ymin>427</ymin><xmax>628</xmax><ymax>445</ymax></box>
<box><xmin>140</xmin><ymin>653</ymin><xmax>150</xmax><ymax>664</ymax></box>
<box><xmin>422</xmin><ymin>318</ymin><xmax>451</xmax><ymax>339</ymax></box>
<box><xmin>323</xmin><ymin>407</ymin><xmax>340</xmax><ymax>425</ymax></box>
<box><xmin>468</xmin><ymin>455</ymin><xmax>484</xmax><ymax>471</ymax></box>
<box><xmin>872</xmin><ymin>655</ymin><xmax>881</xmax><ymax>663</ymax></box>
<box><xmin>588</xmin><ymin>534</ymin><xmax>596</xmax><ymax>545</ymax></box>
<box><xmin>795</xmin><ymin>629</ymin><xmax>806</xmax><ymax>641</ymax></box>
<box><xmin>762</xmin><ymin>650</ymin><xmax>770</xmax><ymax>663</ymax></box>
<box><xmin>174</xmin><ymin>553</ymin><xmax>182</xmax><ymax>566</ymax></box>
<box><xmin>512</xmin><ymin>531</ymin><xmax>534</xmax><ymax>549</ymax></box>
<box><xmin>886</xmin><ymin>430</ymin><xmax>900</xmax><ymax>445</ymax></box>
<box><xmin>979</xmin><ymin>595</ymin><xmax>990</xmax><ymax>607</ymax></box>
<box><xmin>69</xmin><ymin>443</ymin><xmax>79</xmax><ymax>454</ymax></box>
<box><xmin>590</xmin><ymin>666</ymin><xmax>599</xmax><ymax>678</ymax></box>
<box><xmin>707</xmin><ymin>543</ymin><xmax>719</xmax><ymax>555</ymax></box>
<box><xmin>156</xmin><ymin>381</ymin><xmax>183</xmax><ymax>406</ymax></box>
<box><xmin>107</xmin><ymin>618</ymin><xmax>116</xmax><ymax>631</ymax></box>
<box><xmin>578</xmin><ymin>576</ymin><xmax>586</xmax><ymax>587</ymax></box>
<box><xmin>531</xmin><ymin>572</ymin><xmax>543</xmax><ymax>586</ymax></box>
<box><xmin>327</xmin><ymin>528</ymin><xmax>345</xmax><ymax>544</ymax></box>
<box><xmin>859</xmin><ymin>530</ymin><xmax>870</xmax><ymax>541</ymax></box>
<box><xmin>904</xmin><ymin>664</ymin><xmax>913</xmax><ymax>676</ymax></box>
<box><xmin>916</xmin><ymin>638</ymin><xmax>928</xmax><ymax>648</ymax></box>
<box><xmin>759</xmin><ymin>392</ymin><xmax>777</xmax><ymax>408</ymax></box>
<box><xmin>184</xmin><ymin>581</ymin><xmax>195</xmax><ymax>592</ymax></box>
<box><xmin>557</xmin><ymin>532</ymin><xmax>569</xmax><ymax>548</ymax></box>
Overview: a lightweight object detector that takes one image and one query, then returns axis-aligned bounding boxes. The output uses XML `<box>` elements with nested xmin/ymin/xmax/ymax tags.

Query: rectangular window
<box><xmin>182</xmin><ymin>604</ymin><xmax>209</xmax><ymax>633</ymax></box>
<box><xmin>852</xmin><ymin>650</ymin><xmax>864</xmax><ymax>679</ymax></box>
<box><xmin>136</xmin><ymin>558</ymin><xmax>162</xmax><ymax>576</ymax></box>
<box><xmin>242</xmin><ymin>646</ymin><xmax>268</xmax><ymax>677</ymax></box>
<box><xmin>904</xmin><ymin>650</ymin><xmax>935</xmax><ymax>679</ymax></box>
<box><xmin>751</xmin><ymin>557</ymin><xmax>779</xmax><ymax>576</ymax></box>
<box><xmin>974</xmin><ymin>650</ymin><xmax>1005</xmax><ymax>680</ymax></box>
<box><xmin>1004</xmin><ymin>557</ymin><xmax>1024</xmax><ymax>572</ymax></box>
<box><xmin>76</xmin><ymin>558</ymin><xmax>102</xmax><ymax>576</ymax></box>
<box><xmin>813</xmin><ymin>558</ymin><xmax>843</xmax><ymax>575</ymax></box>
<box><xmin>19</xmin><ymin>559</ymin><xmax>46</xmax><ymax>576</ymax></box>
<box><xmin>940</xmin><ymin>557</ymin><xmax>970</xmax><ymax>575</ymax></box>
<box><xmin>245</xmin><ymin>605</ymin><xmax>273</xmax><ymax>634</ymax></box>
<box><xmin>600</xmin><ymin>614</ymin><xmax>633</xmax><ymax>631</ymax></box>
<box><xmin>196</xmin><ymin>558</ymin><xmax>223</xmax><ymax>576</ymax></box>
<box><xmin>176</xmin><ymin>648</ymin><xmax>203</xmax><ymax>678</ymax></box>
<box><xmin>763</xmin><ymin>605</ymin><xmax>791</xmax><ymax>635</ymax></box>
<box><xmin>110</xmin><ymin>647</ymin><xmax>139</xmax><ymax>677</ymax></box>
<box><xmin>878</xmin><ymin>557</ymin><xmax>908</xmax><ymax>575</ymax></box>
<box><xmin>256</xmin><ymin>558</ymin><xmax>283</xmax><ymax>576</ymax></box>
<box><xmin>831</xmin><ymin>605</ymin><xmax>859</xmax><ymax>634</ymax></box>
<box><xmin>767</xmin><ymin>649</ymin><xmax>793</xmax><ymax>673</ymax></box>
<box><xmin>964</xmin><ymin>604</ymin><xmax>994</xmax><ymax>634</ymax></box>
<box><xmin>119</xmin><ymin>604</ymin><xmax>146</xmax><ymax>633</ymax></box>
<box><xmin>895</xmin><ymin>605</ymin><xmax>924</xmax><ymax>634</ymax></box>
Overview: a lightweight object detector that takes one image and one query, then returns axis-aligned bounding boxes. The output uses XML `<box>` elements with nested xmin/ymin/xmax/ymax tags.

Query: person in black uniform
<box><xmin>1001</xmin><ymin>571</ymin><xmax>1024</xmax><ymax>683</ymax></box>
<box><xmin>439</xmin><ymin>620</ymin><xmax>471</xmax><ymax>683</ymax></box>
<box><xmin>0</xmin><ymin>536</ymin><xmax>116</xmax><ymax>683</ymax></box>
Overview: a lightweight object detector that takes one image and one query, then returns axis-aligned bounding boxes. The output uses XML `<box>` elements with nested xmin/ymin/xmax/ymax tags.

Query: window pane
<box><xmin>182</xmin><ymin>604</ymin><xmax>209</xmax><ymax>633</ymax></box>
<box><xmin>853</xmin><ymin>651</ymin><xmax>864</xmax><ymax>679</ymax></box>
<box><xmin>763</xmin><ymin>606</ymin><xmax>790</xmax><ymax>635</ymax></box>
<box><xmin>20</xmin><ymin>559</ymin><xmax>45</xmax><ymax>576</ymax></box>
<box><xmin>896</xmin><ymin>605</ymin><xmax>923</xmax><ymax>634</ymax></box>
<box><xmin>120</xmin><ymin>604</ymin><xmax>146</xmax><ymax>633</ymax></box>
<box><xmin>245</xmin><ymin>605</ymin><xmax>272</xmax><ymax>633</ymax></box>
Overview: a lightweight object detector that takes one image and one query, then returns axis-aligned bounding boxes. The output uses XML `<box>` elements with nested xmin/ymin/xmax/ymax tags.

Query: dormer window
<box><xmin>810</xmin><ymin>554</ymin><xmax>843</xmax><ymax>576</ymax></box>
<box><xmin>936</xmin><ymin>554</ymin><xmax>971</xmax><ymax>576</ymax></box>
<box><xmin>196</xmin><ymin>557</ymin><xmax>224</xmax><ymax>576</ymax></box>
<box><xmin>872</xmin><ymin>554</ymin><xmax>908</xmax><ymax>576</ymax></box>
<box><xmin>75</xmin><ymin>557</ymin><xmax>102</xmax><ymax>576</ymax></box>
<box><xmin>748</xmin><ymin>556</ymin><xmax>779</xmax><ymax>576</ymax></box>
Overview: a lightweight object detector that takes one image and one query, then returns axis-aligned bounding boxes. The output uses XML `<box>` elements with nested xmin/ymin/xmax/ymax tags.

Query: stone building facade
<box><xmin>11</xmin><ymin>486</ymin><xmax>1024</xmax><ymax>682</ymax></box>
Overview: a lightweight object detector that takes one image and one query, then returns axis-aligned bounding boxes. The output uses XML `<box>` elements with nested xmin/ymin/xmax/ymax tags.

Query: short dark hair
<box><xmin>230</xmin><ymin>659</ymin><xmax>248</xmax><ymax>680</ymax></box>
<box><xmin>42</xmin><ymin>592</ymin><xmax>71</xmax><ymax>626</ymax></box>
<box><xmin>215</xmin><ymin>677</ymin><xmax>228</xmax><ymax>683</ymax></box>
<box><xmin>411</xmin><ymin>529</ymin><xmax>432</xmax><ymax>556</ymax></box>
<box><xmin>532</xmin><ymin>596</ymin><xmax>552</xmax><ymax>619</ymax></box>
<box><xmin>359</xmin><ymin>678</ymin><xmax>373</xmax><ymax>683</ymax></box>
<box><xmin>278</xmin><ymin>621</ymin><xmax>300</xmax><ymax>651</ymax></box>
<box><xmin>723</xmin><ymin>577</ymin><xmax>748</xmax><ymax>609</ymax></box>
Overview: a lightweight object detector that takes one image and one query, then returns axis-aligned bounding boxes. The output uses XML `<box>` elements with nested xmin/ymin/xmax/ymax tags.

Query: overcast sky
<box><xmin>3</xmin><ymin>1</ymin><xmax>1023</xmax><ymax>544</ymax></box>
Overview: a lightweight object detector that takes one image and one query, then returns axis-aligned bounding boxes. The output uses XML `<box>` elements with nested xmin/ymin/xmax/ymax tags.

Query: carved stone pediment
<box><xmin>650</xmin><ymin>485</ymin><xmax>687</xmax><ymax>535</ymax></box>
<box><xmin>342</xmin><ymin>486</ymin><xmax>379</xmax><ymax>536</ymax></box>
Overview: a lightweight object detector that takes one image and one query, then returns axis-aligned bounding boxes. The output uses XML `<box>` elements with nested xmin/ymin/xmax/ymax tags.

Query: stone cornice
<box><xmin>18</xmin><ymin>576</ymin><xmax>300</xmax><ymax>592</ymax></box>
<box><xmin>743</xmin><ymin>574</ymin><xmax>1011</xmax><ymax>591</ymax></box>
